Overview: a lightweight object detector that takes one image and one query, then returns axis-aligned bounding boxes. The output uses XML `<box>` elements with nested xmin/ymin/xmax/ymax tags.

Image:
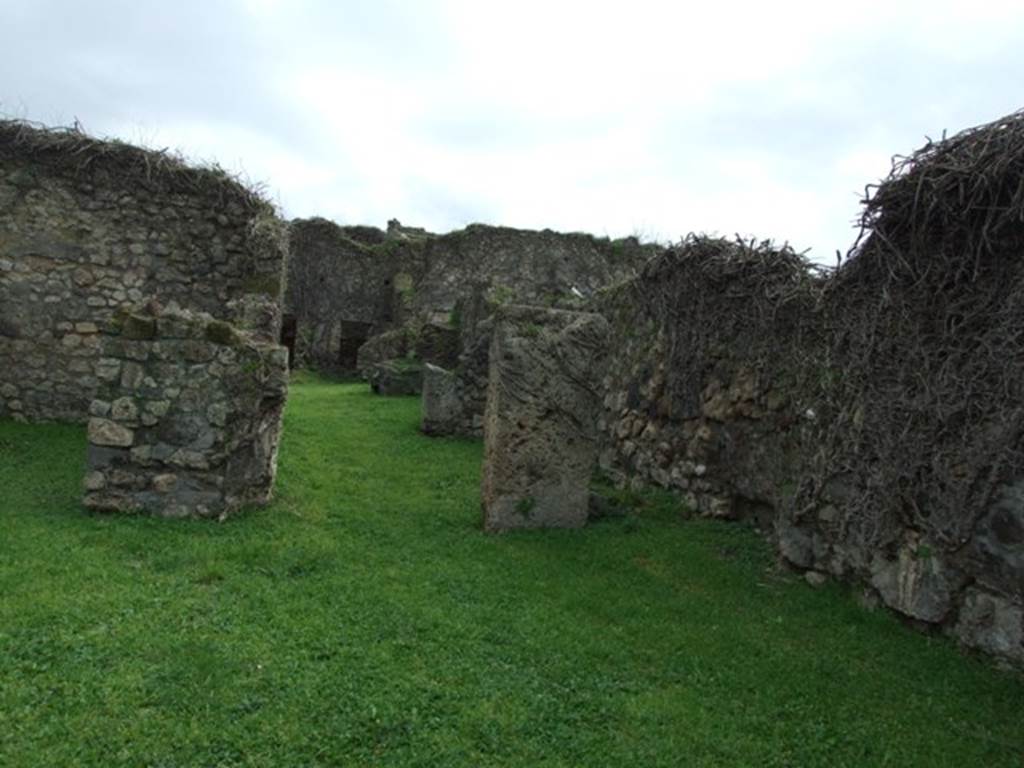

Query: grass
<box><xmin>1</xmin><ymin>374</ymin><xmax>1021</xmax><ymax>767</ymax></box>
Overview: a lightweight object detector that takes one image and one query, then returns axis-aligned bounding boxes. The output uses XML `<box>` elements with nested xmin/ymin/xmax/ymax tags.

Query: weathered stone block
<box><xmin>87</xmin><ymin>418</ymin><xmax>134</xmax><ymax>447</ymax></box>
<box><xmin>110</xmin><ymin>396</ymin><xmax>139</xmax><ymax>423</ymax></box>
<box><xmin>869</xmin><ymin>543</ymin><xmax>966</xmax><ymax>624</ymax></box>
<box><xmin>421</xmin><ymin>363</ymin><xmax>460</xmax><ymax>435</ymax></box>
<box><xmin>953</xmin><ymin>588</ymin><xmax>1024</xmax><ymax>664</ymax></box>
<box><xmin>368</xmin><ymin>360</ymin><xmax>423</xmax><ymax>396</ymax></box>
<box><xmin>122</xmin><ymin>314</ymin><xmax>157</xmax><ymax>340</ymax></box>
<box><xmin>481</xmin><ymin>305</ymin><xmax>609</xmax><ymax>532</ymax></box>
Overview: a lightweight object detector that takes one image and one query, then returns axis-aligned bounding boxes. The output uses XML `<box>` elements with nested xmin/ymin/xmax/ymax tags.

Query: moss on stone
<box><xmin>389</xmin><ymin>357</ymin><xmax>423</xmax><ymax>373</ymax></box>
<box><xmin>393</xmin><ymin>272</ymin><xmax>415</xmax><ymax>309</ymax></box>
<box><xmin>107</xmin><ymin>307</ymin><xmax>131</xmax><ymax>334</ymax></box>
<box><xmin>488</xmin><ymin>283</ymin><xmax>515</xmax><ymax>305</ymax></box>
<box><xmin>241</xmin><ymin>273</ymin><xmax>282</xmax><ymax>297</ymax></box>
<box><xmin>205</xmin><ymin>320</ymin><xmax>241</xmax><ymax>346</ymax></box>
<box><xmin>521</xmin><ymin>323</ymin><xmax>543</xmax><ymax>339</ymax></box>
<box><xmin>448</xmin><ymin>304</ymin><xmax>461</xmax><ymax>330</ymax></box>
<box><xmin>121</xmin><ymin>314</ymin><xmax>157</xmax><ymax>340</ymax></box>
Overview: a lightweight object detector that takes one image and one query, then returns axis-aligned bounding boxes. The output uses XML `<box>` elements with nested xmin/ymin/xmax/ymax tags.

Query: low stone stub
<box><xmin>82</xmin><ymin>303</ymin><xmax>288</xmax><ymax>519</ymax></box>
<box><xmin>368</xmin><ymin>360</ymin><xmax>423</xmax><ymax>396</ymax></box>
<box><xmin>421</xmin><ymin>363</ymin><xmax>460</xmax><ymax>435</ymax></box>
<box><xmin>481</xmin><ymin>305</ymin><xmax>609</xmax><ymax>532</ymax></box>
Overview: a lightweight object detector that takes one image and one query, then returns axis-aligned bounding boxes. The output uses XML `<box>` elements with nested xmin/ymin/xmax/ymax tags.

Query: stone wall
<box><xmin>83</xmin><ymin>303</ymin><xmax>288</xmax><ymax>518</ymax></box>
<box><xmin>356</xmin><ymin>321</ymin><xmax>460</xmax><ymax>375</ymax></box>
<box><xmin>420</xmin><ymin>112</ymin><xmax>1024</xmax><ymax>665</ymax></box>
<box><xmin>387</xmin><ymin>224</ymin><xmax>655</xmax><ymax>319</ymax></box>
<box><xmin>596</xmin><ymin>240</ymin><xmax>822</xmax><ymax>522</ymax></box>
<box><xmin>285</xmin><ymin>217</ymin><xmax>393</xmax><ymax>368</ymax></box>
<box><xmin>596</xmin><ymin>233</ymin><xmax>1023</xmax><ymax>665</ymax></box>
<box><xmin>0</xmin><ymin>121</ymin><xmax>287</xmax><ymax>423</ymax></box>
<box><xmin>287</xmin><ymin>217</ymin><xmax>656</xmax><ymax>370</ymax></box>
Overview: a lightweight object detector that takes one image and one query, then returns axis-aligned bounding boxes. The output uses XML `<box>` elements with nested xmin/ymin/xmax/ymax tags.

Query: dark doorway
<box><xmin>280</xmin><ymin>314</ymin><xmax>298</xmax><ymax>369</ymax></box>
<box><xmin>339</xmin><ymin>320</ymin><xmax>372</xmax><ymax>370</ymax></box>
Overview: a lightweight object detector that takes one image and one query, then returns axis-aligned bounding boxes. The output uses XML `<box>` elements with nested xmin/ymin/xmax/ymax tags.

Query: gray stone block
<box><xmin>953</xmin><ymin>588</ymin><xmax>1024</xmax><ymax>664</ymax></box>
<box><xmin>368</xmin><ymin>360</ymin><xmax>423</xmax><ymax>396</ymax></box>
<box><xmin>421</xmin><ymin>363</ymin><xmax>460</xmax><ymax>435</ymax></box>
<box><xmin>481</xmin><ymin>305</ymin><xmax>609</xmax><ymax>532</ymax></box>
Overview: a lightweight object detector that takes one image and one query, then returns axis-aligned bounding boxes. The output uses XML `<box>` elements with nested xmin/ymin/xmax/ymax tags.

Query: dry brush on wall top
<box><xmin>596</xmin><ymin>109</ymin><xmax>1024</xmax><ymax>665</ymax></box>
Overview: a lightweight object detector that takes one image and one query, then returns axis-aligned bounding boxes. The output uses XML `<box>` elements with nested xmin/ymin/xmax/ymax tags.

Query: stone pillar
<box><xmin>481</xmin><ymin>305</ymin><xmax>609</xmax><ymax>531</ymax></box>
<box><xmin>82</xmin><ymin>303</ymin><xmax>288</xmax><ymax>519</ymax></box>
<box><xmin>421</xmin><ymin>363</ymin><xmax>460</xmax><ymax>435</ymax></box>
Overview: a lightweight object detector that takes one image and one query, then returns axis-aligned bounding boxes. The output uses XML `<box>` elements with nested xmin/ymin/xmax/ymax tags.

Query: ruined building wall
<box><xmin>0</xmin><ymin>122</ymin><xmax>287</xmax><ymax>423</ymax></box>
<box><xmin>421</xmin><ymin>316</ymin><xmax>492</xmax><ymax>437</ymax></box>
<box><xmin>783</xmin><ymin>113</ymin><xmax>1024</xmax><ymax>664</ymax></box>
<box><xmin>387</xmin><ymin>224</ymin><xmax>656</xmax><ymax>317</ymax></box>
<box><xmin>286</xmin><ymin>217</ymin><xmax>657</xmax><ymax>370</ymax></box>
<box><xmin>406</xmin><ymin>112</ymin><xmax>1023</xmax><ymax>666</ymax></box>
<box><xmin>597</xmin><ymin>223</ymin><xmax>1024</xmax><ymax>664</ymax></box>
<box><xmin>596</xmin><ymin>239</ymin><xmax>823</xmax><ymax>525</ymax></box>
<box><xmin>285</xmin><ymin>217</ymin><xmax>392</xmax><ymax>367</ymax></box>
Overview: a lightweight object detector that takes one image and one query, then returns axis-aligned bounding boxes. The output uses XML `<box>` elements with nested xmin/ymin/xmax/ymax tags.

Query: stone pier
<box><xmin>480</xmin><ymin>305</ymin><xmax>609</xmax><ymax>532</ymax></box>
<box><xmin>83</xmin><ymin>302</ymin><xmax>288</xmax><ymax>519</ymax></box>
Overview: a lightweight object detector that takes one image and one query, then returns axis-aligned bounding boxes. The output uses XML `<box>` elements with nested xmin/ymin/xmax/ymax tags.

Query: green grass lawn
<box><xmin>1</xmin><ymin>375</ymin><xmax>1021</xmax><ymax>767</ymax></box>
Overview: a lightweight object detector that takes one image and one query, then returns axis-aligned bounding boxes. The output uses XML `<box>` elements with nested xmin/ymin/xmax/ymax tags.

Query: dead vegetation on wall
<box><xmin>597</xmin><ymin>237</ymin><xmax>825</xmax><ymax>523</ymax></box>
<box><xmin>0</xmin><ymin>120</ymin><xmax>270</xmax><ymax>214</ymax></box>
<box><xmin>800</xmin><ymin>109</ymin><xmax>1024</xmax><ymax>558</ymax></box>
<box><xmin>600</xmin><ymin>109</ymin><xmax>1024</xmax><ymax>664</ymax></box>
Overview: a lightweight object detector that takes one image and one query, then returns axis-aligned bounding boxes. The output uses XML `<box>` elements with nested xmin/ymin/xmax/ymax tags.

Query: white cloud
<box><xmin>2</xmin><ymin>0</ymin><xmax>1023</xmax><ymax>262</ymax></box>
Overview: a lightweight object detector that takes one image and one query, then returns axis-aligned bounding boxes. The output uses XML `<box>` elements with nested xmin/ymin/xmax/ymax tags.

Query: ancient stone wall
<box><xmin>598</xmin><ymin>228</ymin><xmax>1023</xmax><ymax>665</ymax></box>
<box><xmin>286</xmin><ymin>217</ymin><xmax>656</xmax><ymax>370</ymax></box>
<box><xmin>388</xmin><ymin>224</ymin><xmax>655</xmax><ymax>318</ymax></box>
<box><xmin>0</xmin><ymin>121</ymin><xmax>287</xmax><ymax>423</ymax></box>
<box><xmin>356</xmin><ymin>321</ymin><xmax>460</xmax><ymax>375</ymax></box>
<box><xmin>783</xmin><ymin>113</ymin><xmax>1024</xmax><ymax>664</ymax></box>
<box><xmin>83</xmin><ymin>303</ymin><xmax>288</xmax><ymax>518</ymax></box>
<box><xmin>596</xmin><ymin>239</ymin><xmax>823</xmax><ymax>523</ymax></box>
<box><xmin>285</xmin><ymin>217</ymin><xmax>393</xmax><ymax>368</ymax></box>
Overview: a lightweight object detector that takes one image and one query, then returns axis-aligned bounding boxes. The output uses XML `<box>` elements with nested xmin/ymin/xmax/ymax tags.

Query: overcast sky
<box><xmin>2</xmin><ymin>1</ymin><xmax>1022</xmax><ymax>261</ymax></box>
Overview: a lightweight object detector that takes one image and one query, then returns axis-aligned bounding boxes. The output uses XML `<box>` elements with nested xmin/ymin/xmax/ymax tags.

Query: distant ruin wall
<box><xmin>421</xmin><ymin>321</ymin><xmax>491</xmax><ymax>438</ymax></box>
<box><xmin>0</xmin><ymin>121</ymin><xmax>287</xmax><ymax>423</ymax></box>
<box><xmin>286</xmin><ymin>217</ymin><xmax>656</xmax><ymax>370</ymax></box>
<box><xmin>285</xmin><ymin>217</ymin><xmax>392</xmax><ymax>367</ymax></box>
<box><xmin>389</xmin><ymin>224</ymin><xmax>655</xmax><ymax>317</ymax></box>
